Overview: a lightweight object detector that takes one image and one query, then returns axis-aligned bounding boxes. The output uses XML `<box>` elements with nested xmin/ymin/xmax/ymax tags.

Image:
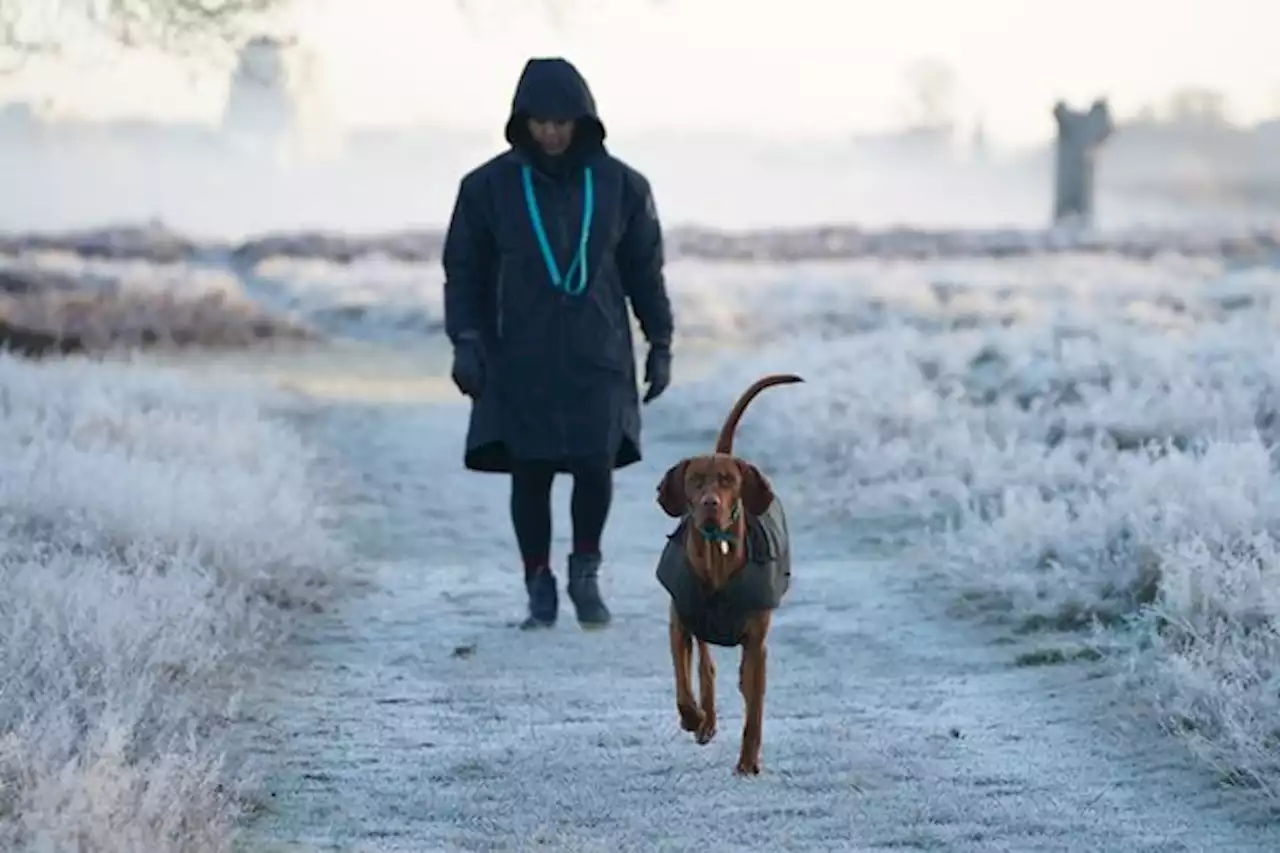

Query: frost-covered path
<box><xmin>236</xmin><ymin>381</ymin><xmax>1280</xmax><ymax>853</ymax></box>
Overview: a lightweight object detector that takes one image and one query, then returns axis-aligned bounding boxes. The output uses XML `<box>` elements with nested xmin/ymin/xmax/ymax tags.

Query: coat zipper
<box><xmin>532</xmin><ymin>170</ymin><xmax>574</xmax><ymax>458</ymax></box>
<box><xmin>555</xmin><ymin>179</ymin><xmax>571</xmax><ymax>456</ymax></box>
<box><xmin>495</xmin><ymin>264</ymin><xmax>505</xmax><ymax>340</ymax></box>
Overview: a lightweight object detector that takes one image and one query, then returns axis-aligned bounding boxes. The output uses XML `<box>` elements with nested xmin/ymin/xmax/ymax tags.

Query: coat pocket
<box><xmin>566</xmin><ymin>273</ymin><xmax>631</xmax><ymax>373</ymax></box>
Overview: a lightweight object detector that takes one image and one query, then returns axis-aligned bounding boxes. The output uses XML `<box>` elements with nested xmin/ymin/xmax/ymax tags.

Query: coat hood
<box><xmin>504</xmin><ymin>57</ymin><xmax>606</xmax><ymax>153</ymax></box>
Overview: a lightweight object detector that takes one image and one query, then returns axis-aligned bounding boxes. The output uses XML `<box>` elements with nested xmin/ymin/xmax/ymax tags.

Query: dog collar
<box><xmin>691</xmin><ymin>499</ymin><xmax>742</xmax><ymax>548</ymax></box>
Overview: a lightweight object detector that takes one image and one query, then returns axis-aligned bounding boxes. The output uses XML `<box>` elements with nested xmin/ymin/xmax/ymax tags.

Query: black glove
<box><xmin>642</xmin><ymin>343</ymin><xmax>671</xmax><ymax>404</ymax></box>
<box><xmin>451</xmin><ymin>333</ymin><xmax>486</xmax><ymax>399</ymax></box>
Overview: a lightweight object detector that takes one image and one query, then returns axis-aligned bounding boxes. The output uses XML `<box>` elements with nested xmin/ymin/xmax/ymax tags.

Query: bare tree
<box><xmin>900</xmin><ymin>57</ymin><xmax>959</xmax><ymax>131</ymax></box>
<box><xmin>0</xmin><ymin>0</ymin><xmax>666</xmax><ymax>57</ymax></box>
<box><xmin>1164</xmin><ymin>86</ymin><xmax>1229</xmax><ymax>127</ymax></box>
<box><xmin>0</xmin><ymin>0</ymin><xmax>290</xmax><ymax>58</ymax></box>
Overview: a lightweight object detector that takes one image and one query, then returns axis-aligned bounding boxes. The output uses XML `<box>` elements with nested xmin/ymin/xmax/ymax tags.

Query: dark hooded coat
<box><xmin>442</xmin><ymin>57</ymin><xmax>674</xmax><ymax>473</ymax></box>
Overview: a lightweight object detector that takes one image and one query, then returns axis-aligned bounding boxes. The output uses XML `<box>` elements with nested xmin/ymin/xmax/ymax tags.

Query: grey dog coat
<box><xmin>655</xmin><ymin>497</ymin><xmax>791</xmax><ymax>647</ymax></box>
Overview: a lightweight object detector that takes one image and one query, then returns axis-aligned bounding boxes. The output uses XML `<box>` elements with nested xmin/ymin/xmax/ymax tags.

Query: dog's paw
<box><xmin>677</xmin><ymin>702</ymin><xmax>704</xmax><ymax>734</ymax></box>
<box><xmin>695</xmin><ymin>711</ymin><xmax>717</xmax><ymax>745</ymax></box>
<box><xmin>733</xmin><ymin>754</ymin><xmax>761</xmax><ymax>776</ymax></box>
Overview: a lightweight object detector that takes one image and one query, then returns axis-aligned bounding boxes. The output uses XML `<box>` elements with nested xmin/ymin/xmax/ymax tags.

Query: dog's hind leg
<box><xmin>694</xmin><ymin>638</ymin><xmax>717</xmax><ymax>745</ymax></box>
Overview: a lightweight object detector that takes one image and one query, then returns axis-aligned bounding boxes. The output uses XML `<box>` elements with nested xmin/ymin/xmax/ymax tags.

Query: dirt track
<box><xmin>230</xmin><ymin>388</ymin><xmax>1280</xmax><ymax>853</ymax></box>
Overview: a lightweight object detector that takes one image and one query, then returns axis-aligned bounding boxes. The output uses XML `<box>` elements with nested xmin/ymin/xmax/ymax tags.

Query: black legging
<box><xmin>510</xmin><ymin>454</ymin><xmax>613</xmax><ymax>576</ymax></box>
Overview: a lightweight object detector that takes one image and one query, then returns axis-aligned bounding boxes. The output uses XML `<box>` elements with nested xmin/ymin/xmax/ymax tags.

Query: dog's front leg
<box><xmin>694</xmin><ymin>638</ymin><xmax>717</xmax><ymax>744</ymax></box>
<box><xmin>669</xmin><ymin>604</ymin><xmax>703</xmax><ymax>735</ymax></box>
<box><xmin>735</xmin><ymin>613</ymin><xmax>771</xmax><ymax>775</ymax></box>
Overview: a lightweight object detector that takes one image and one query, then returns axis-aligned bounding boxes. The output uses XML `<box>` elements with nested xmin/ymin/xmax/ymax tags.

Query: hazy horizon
<box><xmin>1</xmin><ymin>0</ymin><xmax>1277</xmax><ymax>236</ymax></box>
<box><xmin>1</xmin><ymin>0</ymin><xmax>1276</xmax><ymax>150</ymax></box>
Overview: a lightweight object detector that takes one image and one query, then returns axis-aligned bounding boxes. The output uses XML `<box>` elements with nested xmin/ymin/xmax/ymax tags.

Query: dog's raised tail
<box><xmin>714</xmin><ymin>373</ymin><xmax>805</xmax><ymax>455</ymax></box>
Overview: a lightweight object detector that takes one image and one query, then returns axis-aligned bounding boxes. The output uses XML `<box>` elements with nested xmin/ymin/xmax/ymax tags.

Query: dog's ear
<box><xmin>656</xmin><ymin>460</ymin><xmax>688</xmax><ymax>518</ymax></box>
<box><xmin>737</xmin><ymin>460</ymin><xmax>775</xmax><ymax>516</ymax></box>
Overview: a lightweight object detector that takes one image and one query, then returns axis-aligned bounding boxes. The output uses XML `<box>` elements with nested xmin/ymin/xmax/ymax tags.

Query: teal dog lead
<box><xmin>521</xmin><ymin>164</ymin><xmax>594</xmax><ymax>296</ymax></box>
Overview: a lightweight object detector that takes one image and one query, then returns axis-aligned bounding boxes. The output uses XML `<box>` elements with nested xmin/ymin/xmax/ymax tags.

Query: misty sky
<box><xmin>2</xmin><ymin>0</ymin><xmax>1275</xmax><ymax>146</ymax></box>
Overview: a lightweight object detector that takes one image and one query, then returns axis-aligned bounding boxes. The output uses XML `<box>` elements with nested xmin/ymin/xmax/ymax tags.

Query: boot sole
<box><xmin>512</xmin><ymin>617</ymin><xmax>556</xmax><ymax>630</ymax></box>
<box><xmin>567</xmin><ymin>589</ymin><xmax>609</xmax><ymax>631</ymax></box>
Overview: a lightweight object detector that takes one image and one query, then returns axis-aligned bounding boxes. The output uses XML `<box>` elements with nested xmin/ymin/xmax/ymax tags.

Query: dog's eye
<box><xmin>689</xmin><ymin>474</ymin><xmax>706</xmax><ymax>487</ymax></box>
<box><xmin>717</xmin><ymin>472</ymin><xmax>735</xmax><ymax>486</ymax></box>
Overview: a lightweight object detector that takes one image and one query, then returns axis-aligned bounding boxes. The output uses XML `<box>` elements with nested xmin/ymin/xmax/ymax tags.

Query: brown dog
<box><xmin>654</xmin><ymin>373</ymin><xmax>804</xmax><ymax>775</ymax></box>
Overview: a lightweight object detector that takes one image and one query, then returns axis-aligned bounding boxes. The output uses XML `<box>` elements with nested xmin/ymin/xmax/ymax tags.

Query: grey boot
<box><xmin>566</xmin><ymin>553</ymin><xmax>611</xmax><ymax>628</ymax></box>
<box><xmin>519</xmin><ymin>568</ymin><xmax>558</xmax><ymax>630</ymax></box>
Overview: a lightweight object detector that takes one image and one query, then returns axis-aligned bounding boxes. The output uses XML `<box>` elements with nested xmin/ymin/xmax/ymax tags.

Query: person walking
<box><xmin>442</xmin><ymin>57</ymin><xmax>675</xmax><ymax>631</ymax></box>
